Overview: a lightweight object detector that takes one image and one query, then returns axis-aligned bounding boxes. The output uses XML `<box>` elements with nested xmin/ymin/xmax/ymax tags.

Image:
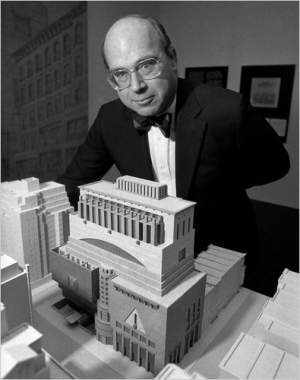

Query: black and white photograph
<box><xmin>1</xmin><ymin>2</ymin><xmax>298</xmax><ymax>379</ymax></box>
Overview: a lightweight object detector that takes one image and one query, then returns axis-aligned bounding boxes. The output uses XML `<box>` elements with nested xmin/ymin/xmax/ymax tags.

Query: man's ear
<box><xmin>167</xmin><ymin>45</ymin><xmax>177</xmax><ymax>62</ymax></box>
<box><xmin>167</xmin><ymin>45</ymin><xmax>177</xmax><ymax>70</ymax></box>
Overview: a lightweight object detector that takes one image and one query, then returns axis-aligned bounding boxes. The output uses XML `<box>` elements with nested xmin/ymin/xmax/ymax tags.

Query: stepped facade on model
<box><xmin>1</xmin><ymin>177</ymin><xmax>74</xmax><ymax>282</ymax></box>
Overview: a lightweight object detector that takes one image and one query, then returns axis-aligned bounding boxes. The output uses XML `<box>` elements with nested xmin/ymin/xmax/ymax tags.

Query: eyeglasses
<box><xmin>107</xmin><ymin>54</ymin><xmax>164</xmax><ymax>90</ymax></box>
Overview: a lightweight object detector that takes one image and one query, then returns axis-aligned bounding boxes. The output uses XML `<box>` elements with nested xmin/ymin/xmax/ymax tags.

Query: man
<box><xmin>57</xmin><ymin>15</ymin><xmax>290</xmax><ymax>285</ymax></box>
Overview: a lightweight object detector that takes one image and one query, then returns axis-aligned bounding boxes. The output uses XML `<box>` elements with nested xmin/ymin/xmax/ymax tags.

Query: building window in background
<box><xmin>63</xmin><ymin>34</ymin><xmax>71</xmax><ymax>56</ymax></box>
<box><xmin>28</xmin><ymin>83</ymin><xmax>34</xmax><ymax>102</ymax></box>
<box><xmin>63</xmin><ymin>63</ymin><xmax>71</xmax><ymax>85</ymax></box>
<box><xmin>37</xmin><ymin>78</ymin><xmax>43</xmax><ymax>98</ymax></box>
<box><xmin>75</xmin><ymin>55</ymin><xmax>83</xmax><ymax>77</ymax></box>
<box><xmin>74</xmin><ymin>23</ymin><xmax>83</xmax><ymax>45</ymax></box>
<box><xmin>44</xmin><ymin>47</ymin><xmax>51</xmax><ymax>67</ymax></box>
<box><xmin>19</xmin><ymin>65</ymin><xmax>25</xmax><ymax>82</ymax></box>
<box><xmin>54</xmin><ymin>69</ymin><xmax>61</xmax><ymax>89</ymax></box>
<box><xmin>45</xmin><ymin>74</ymin><xmax>52</xmax><ymax>94</ymax></box>
<box><xmin>27</xmin><ymin>60</ymin><xmax>33</xmax><ymax>77</ymax></box>
<box><xmin>21</xmin><ymin>111</ymin><xmax>27</xmax><ymax>131</ymax></box>
<box><xmin>46</xmin><ymin>101</ymin><xmax>53</xmax><ymax>117</ymax></box>
<box><xmin>53</xmin><ymin>41</ymin><xmax>61</xmax><ymax>62</ymax></box>
<box><xmin>29</xmin><ymin>108</ymin><xmax>35</xmax><ymax>128</ymax></box>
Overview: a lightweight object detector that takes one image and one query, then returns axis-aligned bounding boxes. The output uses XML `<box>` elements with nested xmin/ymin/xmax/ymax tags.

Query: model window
<box><xmin>179</xmin><ymin>248</ymin><xmax>186</xmax><ymax>262</ymax></box>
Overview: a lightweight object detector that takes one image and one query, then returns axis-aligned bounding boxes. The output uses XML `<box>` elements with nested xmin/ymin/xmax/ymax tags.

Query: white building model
<box><xmin>1</xmin><ymin>253</ymin><xmax>31</xmax><ymax>330</ymax></box>
<box><xmin>50</xmin><ymin>175</ymin><xmax>246</xmax><ymax>376</ymax></box>
<box><xmin>1</xmin><ymin>177</ymin><xmax>73</xmax><ymax>282</ymax></box>
<box><xmin>1</xmin><ymin>303</ymin><xmax>50</xmax><ymax>379</ymax></box>
<box><xmin>218</xmin><ymin>269</ymin><xmax>299</xmax><ymax>379</ymax></box>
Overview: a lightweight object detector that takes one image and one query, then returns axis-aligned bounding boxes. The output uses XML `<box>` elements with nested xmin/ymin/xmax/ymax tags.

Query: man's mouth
<box><xmin>135</xmin><ymin>96</ymin><xmax>154</xmax><ymax>106</ymax></box>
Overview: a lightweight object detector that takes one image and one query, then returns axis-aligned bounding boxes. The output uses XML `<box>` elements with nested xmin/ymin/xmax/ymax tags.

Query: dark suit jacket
<box><xmin>58</xmin><ymin>78</ymin><xmax>290</xmax><ymax>280</ymax></box>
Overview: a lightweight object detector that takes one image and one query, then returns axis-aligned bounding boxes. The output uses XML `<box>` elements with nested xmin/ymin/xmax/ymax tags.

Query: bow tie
<box><xmin>133</xmin><ymin>113</ymin><xmax>172</xmax><ymax>138</ymax></box>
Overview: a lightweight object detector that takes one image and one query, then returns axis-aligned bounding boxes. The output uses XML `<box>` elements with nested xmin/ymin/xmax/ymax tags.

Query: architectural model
<box><xmin>218</xmin><ymin>269</ymin><xmax>299</xmax><ymax>379</ymax></box>
<box><xmin>1</xmin><ymin>177</ymin><xmax>74</xmax><ymax>282</ymax></box>
<box><xmin>1</xmin><ymin>262</ymin><xmax>76</xmax><ymax>379</ymax></box>
<box><xmin>195</xmin><ymin>245</ymin><xmax>245</xmax><ymax>330</ymax></box>
<box><xmin>155</xmin><ymin>363</ymin><xmax>206</xmax><ymax>379</ymax></box>
<box><xmin>1</xmin><ymin>253</ymin><xmax>32</xmax><ymax>330</ymax></box>
<box><xmin>1</xmin><ymin>302</ymin><xmax>50</xmax><ymax>379</ymax></box>
<box><xmin>50</xmin><ymin>175</ymin><xmax>246</xmax><ymax>376</ymax></box>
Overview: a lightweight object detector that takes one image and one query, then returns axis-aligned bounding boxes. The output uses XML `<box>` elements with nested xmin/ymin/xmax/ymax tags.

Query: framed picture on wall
<box><xmin>240</xmin><ymin>65</ymin><xmax>295</xmax><ymax>143</ymax></box>
<box><xmin>185</xmin><ymin>66</ymin><xmax>228</xmax><ymax>88</ymax></box>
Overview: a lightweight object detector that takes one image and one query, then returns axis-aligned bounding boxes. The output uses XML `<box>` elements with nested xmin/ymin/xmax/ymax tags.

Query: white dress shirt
<box><xmin>148</xmin><ymin>98</ymin><xmax>176</xmax><ymax>196</ymax></box>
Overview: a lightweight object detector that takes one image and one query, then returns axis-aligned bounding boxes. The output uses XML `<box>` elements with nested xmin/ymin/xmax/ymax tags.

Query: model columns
<box><xmin>78</xmin><ymin>193</ymin><xmax>165</xmax><ymax>246</ymax></box>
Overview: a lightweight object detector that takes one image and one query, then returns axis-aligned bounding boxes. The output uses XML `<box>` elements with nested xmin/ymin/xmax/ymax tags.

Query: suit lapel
<box><xmin>175</xmin><ymin>79</ymin><xmax>207</xmax><ymax>199</ymax></box>
<box><xmin>121</xmin><ymin>79</ymin><xmax>207</xmax><ymax>196</ymax></box>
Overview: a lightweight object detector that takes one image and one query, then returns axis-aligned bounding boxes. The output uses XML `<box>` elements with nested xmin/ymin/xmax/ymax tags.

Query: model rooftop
<box><xmin>1</xmin><ymin>177</ymin><xmax>65</xmax><ymax>195</ymax></box>
<box><xmin>79</xmin><ymin>176</ymin><xmax>196</xmax><ymax>214</ymax></box>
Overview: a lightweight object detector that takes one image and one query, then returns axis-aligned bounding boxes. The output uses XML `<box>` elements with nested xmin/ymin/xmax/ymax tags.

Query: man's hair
<box><xmin>101</xmin><ymin>14</ymin><xmax>177</xmax><ymax>70</ymax></box>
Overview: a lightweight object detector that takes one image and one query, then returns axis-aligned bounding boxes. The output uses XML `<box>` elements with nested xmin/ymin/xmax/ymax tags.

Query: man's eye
<box><xmin>114</xmin><ymin>71</ymin><xmax>128</xmax><ymax>79</ymax></box>
<box><xmin>140</xmin><ymin>60</ymin><xmax>156</xmax><ymax>70</ymax></box>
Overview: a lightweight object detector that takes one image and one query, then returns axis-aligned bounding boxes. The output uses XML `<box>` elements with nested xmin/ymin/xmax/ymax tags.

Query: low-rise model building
<box><xmin>1</xmin><ymin>303</ymin><xmax>50</xmax><ymax>379</ymax></box>
<box><xmin>1</xmin><ymin>253</ymin><xmax>32</xmax><ymax>329</ymax></box>
<box><xmin>218</xmin><ymin>269</ymin><xmax>299</xmax><ymax>379</ymax></box>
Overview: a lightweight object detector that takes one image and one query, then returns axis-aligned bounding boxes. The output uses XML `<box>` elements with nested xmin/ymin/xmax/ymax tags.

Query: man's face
<box><xmin>104</xmin><ymin>18</ymin><xmax>178</xmax><ymax>116</ymax></box>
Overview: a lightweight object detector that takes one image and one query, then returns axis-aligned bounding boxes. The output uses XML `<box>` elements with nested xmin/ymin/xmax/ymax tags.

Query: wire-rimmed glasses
<box><xmin>107</xmin><ymin>54</ymin><xmax>164</xmax><ymax>90</ymax></box>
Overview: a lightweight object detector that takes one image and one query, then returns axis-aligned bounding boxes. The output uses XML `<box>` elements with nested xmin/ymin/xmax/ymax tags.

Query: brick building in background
<box><xmin>1</xmin><ymin>1</ymin><xmax>88</xmax><ymax>182</ymax></box>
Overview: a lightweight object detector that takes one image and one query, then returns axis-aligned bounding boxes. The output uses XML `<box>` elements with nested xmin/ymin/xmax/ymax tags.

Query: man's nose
<box><xmin>130</xmin><ymin>71</ymin><xmax>146</xmax><ymax>92</ymax></box>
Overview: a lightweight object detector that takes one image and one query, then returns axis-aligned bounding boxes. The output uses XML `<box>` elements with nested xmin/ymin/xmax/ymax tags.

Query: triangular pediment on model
<box><xmin>124</xmin><ymin>308</ymin><xmax>146</xmax><ymax>333</ymax></box>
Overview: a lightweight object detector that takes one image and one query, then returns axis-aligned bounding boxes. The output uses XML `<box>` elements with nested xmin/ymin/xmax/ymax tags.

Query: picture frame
<box><xmin>240</xmin><ymin>65</ymin><xmax>295</xmax><ymax>143</ymax></box>
<box><xmin>185</xmin><ymin>66</ymin><xmax>228</xmax><ymax>88</ymax></box>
